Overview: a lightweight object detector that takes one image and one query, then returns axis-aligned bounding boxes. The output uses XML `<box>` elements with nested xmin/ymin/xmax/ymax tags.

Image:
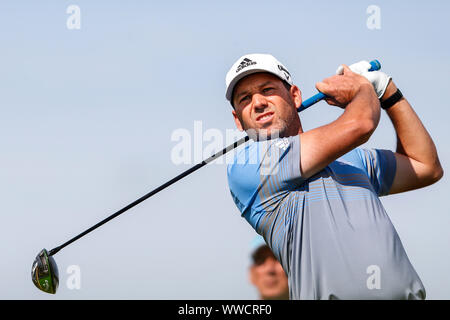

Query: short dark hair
<box><xmin>281</xmin><ymin>80</ymin><xmax>292</xmax><ymax>92</ymax></box>
<box><xmin>231</xmin><ymin>79</ymin><xmax>292</xmax><ymax>109</ymax></box>
<box><xmin>252</xmin><ymin>245</ymin><xmax>277</xmax><ymax>266</ymax></box>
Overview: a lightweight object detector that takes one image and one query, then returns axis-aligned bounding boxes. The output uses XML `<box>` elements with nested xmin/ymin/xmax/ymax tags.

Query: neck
<box><xmin>261</xmin><ymin>292</ymin><xmax>290</xmax><ymax>300</ymax></box>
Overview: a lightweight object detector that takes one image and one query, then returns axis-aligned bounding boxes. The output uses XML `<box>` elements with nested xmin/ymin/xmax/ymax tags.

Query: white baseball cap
<box><xmin>225</xmin><ymin>53</ymin><xmax>293</xmax><ymax>102</ymax></box>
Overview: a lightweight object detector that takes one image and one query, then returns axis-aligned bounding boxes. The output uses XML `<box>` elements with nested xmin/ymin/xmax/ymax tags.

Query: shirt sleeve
<box><xmin>227</xmin><ymin>135</ymin><xmax>305</xmax><ymax>218</ymax></box>
<box><xmin>354</xmin><ymin>148</ymin><xmax>397</xmax><ymax>196</ymax></box>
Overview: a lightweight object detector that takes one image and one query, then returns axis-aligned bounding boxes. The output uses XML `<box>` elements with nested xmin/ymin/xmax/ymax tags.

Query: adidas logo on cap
<box><xmin>236</xmin><ymin>58</ymin><xmax>257</xmax><ymax>73</ymax></box>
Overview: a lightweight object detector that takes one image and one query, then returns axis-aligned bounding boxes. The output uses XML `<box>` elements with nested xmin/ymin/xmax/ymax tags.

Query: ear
<box><xmin>289</xmin><ymin>85</ymin><xmax>302</xmax><ymax>110</ymax></box>
<box><xmin>232</xmin><ymin>109</ymin><xmax>244</xmax><ymax>131</ymax></box>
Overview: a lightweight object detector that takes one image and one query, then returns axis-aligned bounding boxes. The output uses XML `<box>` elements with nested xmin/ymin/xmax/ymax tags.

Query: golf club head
<box><xmin>31</xmin><ymin>249</ymin><xmax>59</xmax><ymax>294</ymax></box>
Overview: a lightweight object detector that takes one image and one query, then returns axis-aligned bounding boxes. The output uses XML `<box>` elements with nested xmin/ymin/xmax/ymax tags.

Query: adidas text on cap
<box><xmin>225</xmin><ymin>53</ymin><xmax>293</xmax><ymax>102</ymax></box>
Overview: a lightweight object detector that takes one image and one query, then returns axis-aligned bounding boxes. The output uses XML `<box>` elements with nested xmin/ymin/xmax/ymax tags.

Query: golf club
<box><xmin>31</xmin><ymin>249</ymin><xmax>59</xmax><ymax>294</ymax></box>
<box><xmin>31</xmin><ymin>60</ymin><xmax>381</xmax><ymax>294</ymax></box>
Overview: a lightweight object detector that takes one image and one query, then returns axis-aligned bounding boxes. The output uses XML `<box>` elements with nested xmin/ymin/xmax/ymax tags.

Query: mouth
<box><xmin>255</xmin><ymin>112</ymin><xmax>275</xmax><ymax>124</ymax></box>
<box><xmin>263</xmin><ymin>278</ymin><xmax>279</xmax><ymax>288</ymax></box>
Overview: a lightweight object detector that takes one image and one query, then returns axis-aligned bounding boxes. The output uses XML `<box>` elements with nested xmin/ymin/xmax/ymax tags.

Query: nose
<box><xmin>252</xmin><ymin>93</ymin><xmax>268</xmax><ymax>112</ymax></box>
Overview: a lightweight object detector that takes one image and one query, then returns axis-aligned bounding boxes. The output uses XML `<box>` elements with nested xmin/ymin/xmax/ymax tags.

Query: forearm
<box><xmin>301</xmin><ymin>75</ymin><xmax>380</xmax><ymax>179</ymax></box>
<box><xmin>340</xmin><ymin>83</ymin><xmax>380</xmax><ymax>136</ymax></box>
<box><xmin>384</xmin><ymin>81</ymin><xmax>442</xmax><ymax>170</ymax></box>
<box><xmin>320</xmin><ymin>83</ymin><xmax>380</xmax><ymax>155</ymax></box>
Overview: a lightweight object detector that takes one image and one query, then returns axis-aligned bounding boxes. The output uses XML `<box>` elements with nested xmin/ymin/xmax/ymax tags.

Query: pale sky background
<box><xmin>1</xmin><ymin>0</ymin><xmax>449</xmax><ymax>299</ymax></box>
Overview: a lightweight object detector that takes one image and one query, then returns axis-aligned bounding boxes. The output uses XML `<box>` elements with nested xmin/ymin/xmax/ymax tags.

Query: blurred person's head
<box><xmin>249</xmin><ymin>236</ymin><xmax>289</xmax><ymax>300</ymax></box>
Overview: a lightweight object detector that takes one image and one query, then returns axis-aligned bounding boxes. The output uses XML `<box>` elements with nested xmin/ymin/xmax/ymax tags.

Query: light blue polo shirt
<box><xmin>227</xmin><ymin>135</ymin><xmax>425</xmax><ymax>300</ymax></box>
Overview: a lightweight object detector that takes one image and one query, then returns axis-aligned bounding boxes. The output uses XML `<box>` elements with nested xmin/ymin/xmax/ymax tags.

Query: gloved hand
<box><xmin>336</xmin><ymin>61</ymin><xmax>391</xmax><ymax>99</ymax></box>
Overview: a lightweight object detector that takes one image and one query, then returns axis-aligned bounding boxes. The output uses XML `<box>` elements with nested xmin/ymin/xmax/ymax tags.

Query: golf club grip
<box><xmin>297</xmin><ymin>59</ymin><xmax>381</xmax><ymax>112</ymax></box>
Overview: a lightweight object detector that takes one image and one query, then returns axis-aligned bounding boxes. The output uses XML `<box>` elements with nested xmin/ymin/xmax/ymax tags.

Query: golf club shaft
<box><xmin>49</xmin><ymin>136</ymin><xmax>250</xmax><ymax>256</ymax></box>
<box><xmin>49</xmin><ymin>59</ymin><xmax>381</xmax><ymax>256</ymax></box>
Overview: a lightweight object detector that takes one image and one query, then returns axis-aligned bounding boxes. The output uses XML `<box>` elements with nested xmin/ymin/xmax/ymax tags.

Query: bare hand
<box><xmin>315</xmin><ymin>65</ymin><xmax>374</xmax><ymax>108</ymax></box>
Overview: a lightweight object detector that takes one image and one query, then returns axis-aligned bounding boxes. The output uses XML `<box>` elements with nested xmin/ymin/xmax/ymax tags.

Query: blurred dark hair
<box><xmin>252</xmin><ymin>245</ymin><xmax>277</xmax><ymax>266</ymax></box>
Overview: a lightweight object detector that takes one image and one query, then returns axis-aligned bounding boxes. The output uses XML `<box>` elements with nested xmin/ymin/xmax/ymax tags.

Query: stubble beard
<box><xmin>243</xmin><ymin>109</ymin><xmax>298</xmax><ymax>141</ymax></box>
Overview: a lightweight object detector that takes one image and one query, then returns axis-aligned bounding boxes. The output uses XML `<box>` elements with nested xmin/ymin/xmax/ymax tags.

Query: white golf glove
<box><xmin>336</xmin><ymin>61</ymin><xmax>391</xmax><ymax>99</ymax></box>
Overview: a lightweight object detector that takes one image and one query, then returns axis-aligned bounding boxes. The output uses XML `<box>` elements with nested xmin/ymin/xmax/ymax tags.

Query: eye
<box><xmin>239</xmin><ymin>95</ymin><xmax>250</xmax><ymax>104</ymax></box>
<box><xmin>262</xmin><ymin>87</ymin><xmax>274</xmax><ymax>94</ymax></box>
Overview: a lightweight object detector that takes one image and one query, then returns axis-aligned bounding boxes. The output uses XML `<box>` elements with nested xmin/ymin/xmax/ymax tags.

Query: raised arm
<box><xmin>382</xmin><ymin>81</ymin><xmax>443</xmax><ymax>194</ymax></box>
<box><xmin>299</xmin><ymin>65</ymin><xmax>381</xmax><ymax>179</ymax></box>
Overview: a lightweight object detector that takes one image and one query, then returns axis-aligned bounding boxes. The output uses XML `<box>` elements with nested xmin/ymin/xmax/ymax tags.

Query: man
<box><xmin>249</xmin><ymin>235</ymin><xmax>289</xmax><ymax>300</ymax></box>
<box><xmin>225</xmin><ymin>53</ymin><xmax>443</xmax><ymax>299</ymax></box>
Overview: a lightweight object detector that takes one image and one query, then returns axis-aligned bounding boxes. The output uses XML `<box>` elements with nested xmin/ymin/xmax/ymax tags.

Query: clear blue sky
<box><xmin>1</xmin><ymin>0</ymin><xmax>449</xmax><ymax>299</ymax></box>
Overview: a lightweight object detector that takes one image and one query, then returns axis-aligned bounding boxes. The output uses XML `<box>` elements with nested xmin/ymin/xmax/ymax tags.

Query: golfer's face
<box><xmin>232</xmin><ymin>73</ymin><xmax>301</xmax><ymax>139</ymax></box>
